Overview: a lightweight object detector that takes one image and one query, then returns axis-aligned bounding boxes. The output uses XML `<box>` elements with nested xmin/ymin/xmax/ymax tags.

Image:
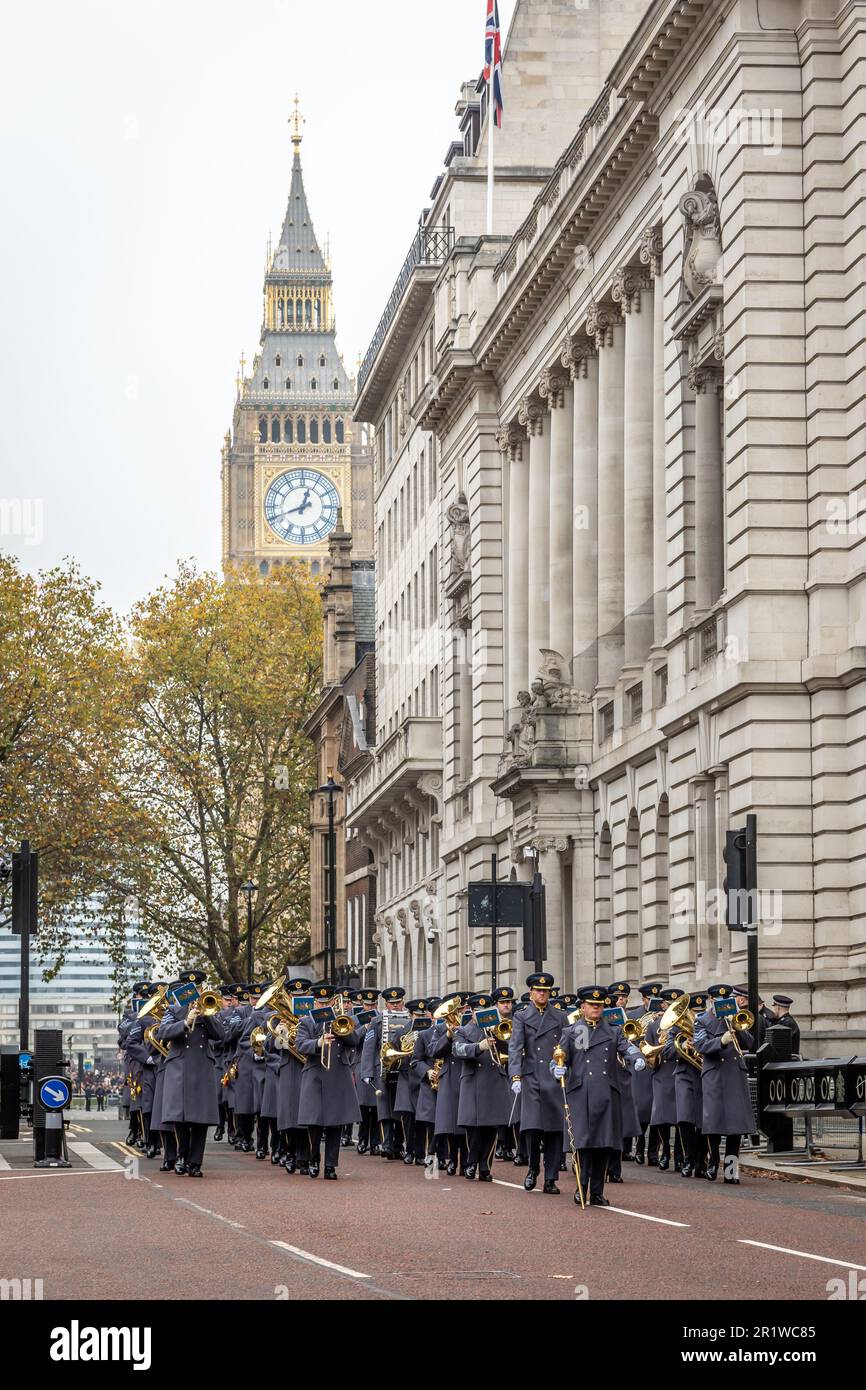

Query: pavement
<box><xmin>2</xmin><ymin>1114</ymin><xmax>866</xmax><ymax>1301</ymax></box>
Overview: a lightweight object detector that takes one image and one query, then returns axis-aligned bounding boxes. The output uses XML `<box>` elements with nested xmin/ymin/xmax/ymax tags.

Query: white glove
<box><xmin>146</xmin><ymin>1058</ymin><xmax>155</xmax><ymax>1066</ymax></box>
<box><xmin>721</xmin><ymin>1030</ymin><xmax>733</xmax><ymax>1045</ymax></box>
<box><xmin>477</xmin><ymin>1038</ymin><xmax>490</xmax><ymax>1053</ymax></box>
<box><xmin>362</xmin><ymin>1077</ymin><xmax>373</xmax><ymax>1086</ymax></box>
<box><xmin>553</xmin><ymin>1064</ymin><xmax>567</xmax><ymax>1079</ymax></box>
<box><xmin>633</xmin><ymin>1057</ymin><xmax>646</xmax><ymax>1072</ymax></box>
<box><xmin>511</xmin><ymin>1079</ymin><xmax>522</xmax><ymax>1095</ymax></box>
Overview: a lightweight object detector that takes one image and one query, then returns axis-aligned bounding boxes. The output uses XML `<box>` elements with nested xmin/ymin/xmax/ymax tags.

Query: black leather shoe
<box><xmin>285</xmin><ymin>1158</ymin><xmax>296</xmax><ymax>1175</ymax></box>
<box><xmin>271</xmin><ymin>1151</ymin><xmax>282</xmax><ymax>1164</ymax></box>
<box><xmin>622</xmin><ymin>1152</ymin><xmax>634</xmax><ymax>1162</ymax></box>
<box><xmin>324</xmin><ymin>1166</ymin><xmax>338</xmax><ymax>1180</ymax></box>
<box><xmin>341</xmin><ymin>1137</ymin><xmax>354</xmax><ymax>1148</ymax></box>
<box><xmin>255</xmin><ymin>1148</ymin><xmax>267</xmax><ymax>1160</ymax></box>
<box><xmin>414</xmin><ymin>1156</ymin><xmax>426</xmax><ymax>1165</ymax></box>
<box><xmin>695</xmin><ymin>1168</ymin><xmax>707</xmax><ymax>1179</ymax></box>
<box><xmin>574</xmin><ymin>1190</ymin><xmax>586</xmax><ymax>1205</ymax></box>
<box><xmin>403</xmin><ymin>1153</ymin><xmax>415</xmax><ymax>1165</ymax></box>
<box><xmin>495</xmin><ymin>1144</ymin><xmax>505</xmax><ymax>1160</ymax></box>
<box><xmin>608</xmin><ymin>1175</ymin><xmax>624</xmax><ymax>1184</ymax></box>
<box><xmin>680</xmin><ymin>1163</ymin><xmax>693</xmax><ymax>1178</ymax></box>
<box><xmin>446</xmin><ymin>1160</ymin><xmax>457</xmax><ymax>1176</ymax></box>
<box><xmin>634</xmin><ymin>1152</ymin><xmax>645</xmax><ymax>1166</ymax></box>
<box><xmin>500</xmin><ymin>1148</ymin><xmax>515</xmax><ymax>1161</ymax></box>
<box><xmin>356</xmin><ymin>1141</ymin><xmax>368</xmax><ymax>1155</ymax></box>
<box><xmin>241</xmin><ymin>1140</ymin><xmax>253</xmax><ymax>1153</ymax></box>
<box><xmin>213</xmin><ymin>1127</ymin><xmax>224</xmax><ymax>1142</ymax></box>
<box><xmin>724</xmin><ymin>1176</ymin><xmax>740</xmax><ymax>1185</ymax></box>
<box><xmin>297</xmin><ymin>1162</ymin><xmax>309</xmax><ymax>1176</ymax></box>
<box><xmin>188</xmin><ymin>1165</ymin><xmax>202</xmax><ymax>1178</ymax></box>
<box><xmin>658</xmin><ymin>1155</ymin><xmax>670</xmax><ymax>1171</ymax></box>
<box><xmin>513</xmin><ymin>1155</ymin><xmax>528</xmax><ymax>1167</ymax></box>
<box><xmin>705</xmin><ymin>1164</ymin><xmax>718</xmax><ymax>1181</ymax></box>
<box><xmin>146</xmin><ymin>1144</ymin><xmax>158</xmax><ymax>1159</ymax></box>
<box><xmin>589</xmin><ymin>1194</ymin><xmax>610</xmax><ymax>1207</ymax></box>
<box><xmin>308</xmin><ymin>1162</ymin><xmax>320</xmax><ymax>1178</ymax></box>
<box><xmin>543</xmin><ymin>1179</ymin><xmax>561</xmax><ymax>1195</ymax></box>
<box><xmin>478</xmin><ymin>1170</ymin><xmax>493</xmax><ymax>1182</ymax></box>
<box><xmin>159</xmin><ymin>1160</ymin><xmax>174</xmax><ymax>1172</ymax></box>
<box><xmin>126</xmin><ymin>1129</ymin><xmax>137</xmax><ymax>1145</ymax></box>
<box><xmin>174</xmin><ymin>1161</ymin><xmax>188</xmax><ymax>1175</ymax></box>
<box><xmin>464</xmin><ymin>1163</ymin><xmax>477</xmax><ymax>1180</ymax></box>
<box><xmin>524</xmin><ymin>1170</ymin><xmax>538</xmax><ymax>1191</ymax></box>
<box><xmin>647</xmin><ymin>1154</ymin><xmax>658</xmax><ymax>1168</ymax></box>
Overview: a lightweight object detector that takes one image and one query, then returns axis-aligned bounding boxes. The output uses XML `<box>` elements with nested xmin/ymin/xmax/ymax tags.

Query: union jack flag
<box><xmin>483</xmin><ymin>0</ymin><xmax>504</xmax><ymax>129</ymax></box>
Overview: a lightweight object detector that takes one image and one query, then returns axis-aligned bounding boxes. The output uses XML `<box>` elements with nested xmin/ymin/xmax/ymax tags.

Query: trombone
<box><xmin>321</xmin><ymin>995</ymin><xmax>356</xmax><ymax>1071</ymax></box>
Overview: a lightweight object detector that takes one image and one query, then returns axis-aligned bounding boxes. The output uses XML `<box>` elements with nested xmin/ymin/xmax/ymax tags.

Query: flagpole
<box><xmin>486</xmin><ymin>74</ymin><xmax>495</xmax><ymax>236</ymax></box>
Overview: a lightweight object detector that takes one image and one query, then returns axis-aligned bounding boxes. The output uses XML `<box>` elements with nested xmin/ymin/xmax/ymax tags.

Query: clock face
<box><xmin>264</xmin><ymin>469</ymin><xmax>340</xmax><ymax>545</ymax></box>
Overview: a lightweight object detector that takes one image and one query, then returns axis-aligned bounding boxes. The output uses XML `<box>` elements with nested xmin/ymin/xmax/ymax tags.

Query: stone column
<box><xmin>499</xmin><ymin>422</ymin><xmax>528</xmax><ymax>711</ymax></box>
<box><xmin>540</xmin><ymin>367</ymin><xmax>574</xmax><ymax>666</ymax></box>
<box><xmin>586</xmin><ymin>302</ymin><xmax>625</xmax><ymax>689</ymax></box>
<box><xmin>640</xmin><ymin>224</ymin><xmax>667</xmax><ymax>648</ymax></box>
<box><xmin>534</xmin><ymin>837</ymin><xmax>569</xmax><ymax>981</ymax></box>
<box><xmin>613</xmin><ymin>265</ymin><xmax>655</xmax><ymax>669</ymax></box>
<box><xmin>689</xmin><ymin>364</ymin><xmax>724</xmax><ymax>613</ymax></box>
<box><xmin>562</xmin><ymin>336</ymin><xmax>599</xmax><ymax>694</ymax></box>
<box><xmin>519</xmin><ymin>396</ymin><xmax>551</xmax><ymax>682</ymax></box>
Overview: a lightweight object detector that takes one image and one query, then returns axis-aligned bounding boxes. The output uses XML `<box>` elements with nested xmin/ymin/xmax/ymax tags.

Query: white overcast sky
<box><xmin>0</xmin><ymin>0</ymin><xmax>516</xmax><ymax>613</ymax></box>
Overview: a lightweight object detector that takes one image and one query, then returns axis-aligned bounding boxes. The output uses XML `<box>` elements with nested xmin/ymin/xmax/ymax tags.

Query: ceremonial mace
<box><xmin>552</xmin><ymin>1042</ymin><xmax>585</xmax><ymax>1209</ymax></box>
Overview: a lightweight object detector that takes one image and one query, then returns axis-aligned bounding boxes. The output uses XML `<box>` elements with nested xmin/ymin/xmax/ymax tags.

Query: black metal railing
<box><xmin>357</xmin><ymin>225</ymin><xmax>454</xmax><ymax>397</ymax></box>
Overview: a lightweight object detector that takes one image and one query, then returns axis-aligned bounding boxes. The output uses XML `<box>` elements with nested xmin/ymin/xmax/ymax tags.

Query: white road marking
<box><xmin>270</xmin><ymin>1239</ymin><xmax>371</xmax><ymax>1279</ymax></box>
<box><xmin>67</xmin><ymin>1142</ymin><xmax>125</xmax><ymax>1171</ymax></box>
<box><xmin>176</xmin><ymin>1199</ymin><xmax>246</xmax><ymax>1229</ymax></box>
<box><xmin>0</xmin><ymin>1154</ymin><xmax>11</xmax><ymax>1170</ymax></box>
<box><xmin>493</xmin><ymin>1178</ymin><xmax>539</xmax><ymax>1192</ymax></box>
<box><xmin>738</xmin><ymin>1239</ymin><xmax>866</xmax><ymax>1271</ymax></box>
<box><xmin>0</xmin><ymin>1170</ymin><xmax>120</xmax><ymax>1180</ymax></box>
<box><xmin>603</xmin><ymin>1205</ymin><xmax>690</xmax><ymax>1227</ymax></box>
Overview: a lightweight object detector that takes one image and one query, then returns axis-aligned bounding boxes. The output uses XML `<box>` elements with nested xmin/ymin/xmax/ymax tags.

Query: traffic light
<box><xmin>723</xmin><ymin>827</ymin><xmax>749</xmax><ymax>930</ymax></box>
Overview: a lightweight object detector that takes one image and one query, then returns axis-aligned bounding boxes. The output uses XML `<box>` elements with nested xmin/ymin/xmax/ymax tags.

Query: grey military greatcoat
<box><xmin>410</xmin><ymin>1025</ymin><xmax>439</xmax><ymax>1125</ymax></box>
<box><xmin>360</xmin><ymin>1014</ymin><xmax>404</xmax><ymax>1121</ymax></box>
<box><xmin>645</xmin><ymin>1017</ymin><xmax>678</xmax><ymax>1126</ymax></box>
<box><xmin>507</xmin><ymin>1002</ymin><xmax>569</xmax><ymax>1132</ymax></box>
<box><xmin>693</xmin><ymin>1010</ymin><xmax>755</xmax><ymax>1135</ymax></box>
<box><xmin>557</xmin><ymin>1018</ymin><xmax>636</xmax><ymax>1149</ymax></box>
<box><xmin>428</xmin><ymin>1022</ymin><xmax>465</xmax><ymax>1137</ymax></box>
<box><xmin>394</xmin><ymin>1022</ymin><xmax>423</xmax><ymax>1115</ymax></box>
<box><xmin>156</xmin><ymin>1004</ymin><xmax>226</xmax><ymax>1126</ymax></box>
<box><xmin>296</xmin><ymin>1014</ymin><xmax>362</xmax><ymax>1127</ymax></box>
<box><xmin>453</xmin><ymin>1022</ymin><xmax>512</xmax><ymax>1127</ymax></box>
<box><xmin>233</xmin><ymin>1007</ymin><xmax>268</xmax><ymax>1114</ymax></box>
<box><xmin>124</xmin><ymin>1022</ymin><xmax>158</xmax><ymax>1115</ymax></box>
<box><xmin>260</xmin><ymin>1027</ymin><xmax>281</xmax><ymax>1120</ymax></box>
<box><xmin>627</xmin><ymin>1005</ymin><xmax>654</xmax><ymax>1126</ymax></box>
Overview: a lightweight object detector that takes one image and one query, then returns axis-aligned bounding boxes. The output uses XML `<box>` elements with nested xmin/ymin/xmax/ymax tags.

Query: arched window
<box><xmin>275</xmin><ymin>354</ymin><xmax>281</xmax><ymax>367</ymax></box>
<box><xmin>259</xmin><ymin>560</ymin><xmax>270</xmax><ymax>576</ymax></box>
<box><xmin>271</xmin><ymin>417</ymin><xmax>280</xmax><ymax>443</ymax></box>
<box><xmin>277</xmin><ymin>300</ymin><xmax>284</xmax><ymax>327</ymax></box>
<box><xmin>284</xmin><ymin>417</ymin><xmax>293</xmax><ymax>444</ymax></box>
<box><xmin>285</xmin><ymin>377</ymin><xmax>291</xmax><ymax>390</ymax></box>
<box><xmin>297</xmin><ymin>417</ymin><xmax>306</xmax><ymax>444</ymax></box>
<box><xmin>319</xmin><ymin>355</ymin><xmax>326</xmax><ymax>368</ymax></box>
<box><xmin>333</xmin><ymin>378</ymin><xmax>339</xmax><ymax>391</ymax></box>
<box><xmin>310</xmin><ymin>418</ymin><xmax>319</xmax><ymax>443</ymax></box>
<box><xmin>322</xmin><ymin>418</ymin><xmax>332</xmax><ymax>443</ymax></box>
<box><xmin>263</xmin><ymin>377</ymin><xmax>269</xmax><ymax>390</ymax></box>
<box><xmin>287</xmin><ymin>300</ymin><xmax>294</xmax><ymax>325</ymax></box>
<box><xmin>305</xmin><ymin>298</ymin><xmax>312</xmax><ymax>323</ymax></box>
<box><xmin>297</xmin><ymin>355</ymin><xmax>304</xmax><ymax>367</ymax></box>
<box><xmin>258</xmin><ymin>416</ymin><xmax>267</xmax><ymax>443</ymax></box>
<box><xmin>311</xmin><ymin>377</ymin><xmax>317</xmax><ymax>391</ymax></box>
<box><xmin>311</xmin><ymin>559</ymin><xmax>321</xmax><ymax>577</ymax></box>
<box><xmin>335</xmin><ymin>418</ymin><xmax>344</xmax><ymax>444</ymax></box>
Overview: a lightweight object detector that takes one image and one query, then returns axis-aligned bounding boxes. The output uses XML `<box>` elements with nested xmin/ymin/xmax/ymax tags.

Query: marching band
<box><xmin>118</xmin><ymin>968</ymin><xmax>757</xmax><ymax>1205</ymax></box>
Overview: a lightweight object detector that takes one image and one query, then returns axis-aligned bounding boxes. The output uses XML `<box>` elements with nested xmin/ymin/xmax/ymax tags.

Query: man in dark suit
<box><xmin>771</xmin><ymin>995</ymin><xmax>801</xmax><ymax>1056</ymax></box>
<box><xmin>507</xmin><ymin>973</ymin><xmax>568</xmax><ymax>1194</ymax></box>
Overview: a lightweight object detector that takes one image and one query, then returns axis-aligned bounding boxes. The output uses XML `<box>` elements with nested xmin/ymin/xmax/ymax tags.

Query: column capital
<box><xmin>538</xmin><ymin>367</ymin><xmax>569</xmax><ymax>409</ymax></box>
<box><xmin>530</xmin><ymin>835</ymin><xmax>569</xmax><ymax>856</ymax></box>
<box><xmin>561</xmin><ymin>334</ymin><xmax>597</xmax><ymax>381</ymax></box>
<box><xmin>518</xmin><ymin>396</ymin><xmax>546</xmax><ymax>436</ymax></box>
<box><xmin>612</xmin><ymin>265</ymin><xmax>653</xmax><ymax>314</ymax></box>
<box><xmin>497</xmin><ymin>420</ymin><xmax>526</xmax><ymax>460</ymax></box>
<box><xmin>585</xmin><ymin>300</ymin><xmax>619</xmax><ymax>349</ymax></box>
<box><xmin>639</xmin><ymin>223</ymin><xmax>663</xmax><ymax>277</ymax></box>
<box><xmin>688</xmin><ymin>363</ymin><xmax>723</xmax><ymax>396</ymax></box>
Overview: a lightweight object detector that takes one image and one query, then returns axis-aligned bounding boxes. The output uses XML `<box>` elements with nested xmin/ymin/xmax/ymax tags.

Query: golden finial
<box><xmin>291</xmin><ymin>94</ymin><xmax>303</xmax><ymax>152</ymax></box>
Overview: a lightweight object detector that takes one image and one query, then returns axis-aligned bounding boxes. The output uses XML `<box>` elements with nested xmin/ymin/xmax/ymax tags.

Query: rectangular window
<box><xmin>599</xmin><ymin>701</ymin><xmax>614</xmax><ymax>742</ymax></box>
<box><xmin>627</xmin><ymin>683</ymin><xmax>643</xmax><ymax>726</ymax></box>
<box><xmin>419</xmin><ymin>449</ymin><xmax>426</xmax><ymax>514</ymax></box>
<box><xmin>655</xmin><ymin>665</ymin><xmax>668</xmax><ymax>707</ymax></box>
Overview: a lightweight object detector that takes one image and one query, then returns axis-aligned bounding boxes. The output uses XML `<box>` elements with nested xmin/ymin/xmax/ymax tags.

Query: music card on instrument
<box><xmin>168</xmin><ymin>982</ymin><xmax>199</xmax><ymax>1008</ymax></box>
<box><xmin>290</xmin><ymin>995</ymin><xmax>315</xmax><ymax>1016</ymax></box>
<box><xmin>474</xmin><ymin>1006</ymin><xmax>501</xmax><ymax>1030</ymax></box>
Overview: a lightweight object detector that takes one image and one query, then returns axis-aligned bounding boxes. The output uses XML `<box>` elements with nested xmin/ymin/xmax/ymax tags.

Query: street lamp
<box><xmin>240</xmin><ymin>879</ymin><xmax>257</xmax><ymax>982</ymax></box>
<box><xmin>318</xmin><ymin>772</ymin><xmax>339</xmax><ymax>984</ymax></box>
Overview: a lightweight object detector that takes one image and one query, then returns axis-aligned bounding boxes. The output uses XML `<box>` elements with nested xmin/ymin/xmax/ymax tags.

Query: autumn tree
<box><xmin>117</xmin><ymin>561</ymin><xmax>321</xmax><ymax>980</ymax></box>
<box><xmin>0</xmin><ymin>555</ymin><xmax>132</xmax><ymax>968</ymax></box>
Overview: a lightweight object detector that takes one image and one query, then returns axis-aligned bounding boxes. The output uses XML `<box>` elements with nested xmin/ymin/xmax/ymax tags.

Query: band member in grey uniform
<box><xmin>393</xmin><ymin>998</ymin><xmax>429</xmax><ymax>1164</ymax></box>
<box><xmin>273</xmin><ymin>976</ymin><xmax>312</xmax><ymax>1175</ymax></box>
<box><xmin>630</xmin><ymin>981</ymin><xmax>663</xmax><ymax>1165</ymax></box>
<box><xmin>409</xmin><ymin>995</ymin><xmax>441</xmax><ymax>1165</ymax></box>
<box><xmin>507</xmin><ymin>973</ymin><xmax>568</xmax><ymax>1194</ymax></box>
<box><xmin>552</xmin><ymin>985</ymin><xmax>647</xmax><ymax>1206</ymax></box>
<box><xmin>350</xmin><ymin>989</ymin><xmax>380</xmax><ymax>1154</ymax></box>
<box><xmin>296</xmin><ymin>984</ymin><xmax>363</xmax><ymax>1178</ymax></box>
<box><xmin>645</xmin><ymin>987</ymin><xmax>685</xmax><ymax>1171</ymax></box>
<box><xmin>360</xmin><ymin>986</ymin><xmax>408</xmax><ymax>1160</ymax></box>
<box><xmin>155</xmin><ymin>970</ymin><xmax>227</xmax><ymax>1177</ymax></box>
<box><xmin>428</xmin><ymin>992</ymin><xmax>469</xmax><ymax>1175</ymax></box>
<box><xmin>693</xmin><ymin>983</ymin><xmax>755</xmax><ymax>1183</ymax></box>
<box><xmin>673</xmin><ymin>990</ymin><xmax>706</xmax><ymax>1177</ymax></box>
<box><xmin>453</xmin><ymin>992</ymin><xmax>512</xmax><ymax>1181</ymax></box>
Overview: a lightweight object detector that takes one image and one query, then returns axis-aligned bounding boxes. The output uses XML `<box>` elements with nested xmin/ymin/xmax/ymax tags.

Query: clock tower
<box><xmin>221</xmin><ymin>102</ymin><xmax>371</xmax><ymax>577</ymax></box>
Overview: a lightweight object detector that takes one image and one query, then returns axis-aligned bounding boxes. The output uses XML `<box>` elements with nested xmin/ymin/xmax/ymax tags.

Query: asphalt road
<box><xmin>2</xmin><ymin>1114</ymin><xmax>865</xmax><ymax>1302</ymax></box>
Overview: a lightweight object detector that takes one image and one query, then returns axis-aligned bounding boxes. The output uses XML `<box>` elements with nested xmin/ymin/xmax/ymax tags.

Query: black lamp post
<box><xmin>240</xmin><ymin>879</ymin><xmax>257</xmax><ymax>982</ymax></box>
<box><xmin>319</xmin><ymin>773</ymin><xmax>339</xmax><ymax>984</ymax></box>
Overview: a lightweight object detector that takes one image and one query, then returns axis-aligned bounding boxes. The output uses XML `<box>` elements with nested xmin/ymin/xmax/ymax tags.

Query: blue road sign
<box><xmin>38</xmin><ymin>1076</ymin><xmax>71</xmax><ymax>1110</ymax></box>
<box><xmin>18</xmin><ymin>1051</ymin><xmax>33</xmax><ymax>1068</ymax></box>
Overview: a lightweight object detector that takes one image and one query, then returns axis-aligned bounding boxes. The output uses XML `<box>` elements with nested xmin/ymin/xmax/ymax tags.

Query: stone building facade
<box><xmin>350</xmin><ymin>0</ymin><xmax>866</xmax><ymax>1052</ymax></box>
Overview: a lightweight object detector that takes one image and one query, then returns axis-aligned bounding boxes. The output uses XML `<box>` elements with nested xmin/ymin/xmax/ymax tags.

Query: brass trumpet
<box><xmin>728</xmin><ymin>1008</ymin><xmax>754</xmax><ymax>1058</ymax></box>
<box><xmin>486</xmin><ymin>1017</ymin><xmax>512</xmax><ymax>1067</ymax></box>
<box><xmin>321</xmin><ymin>997</ymin><xmax>356</xmax><ymax>1071</ymax></box>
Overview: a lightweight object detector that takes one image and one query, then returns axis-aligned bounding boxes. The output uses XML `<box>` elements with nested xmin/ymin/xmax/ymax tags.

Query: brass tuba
<box><xmin>257</xmin><ymin>976</ymin><xmax>306</xmax><ymax>1064</ymax></box>
<box><xmin>658</xmin><ymin>992</ymin><xmax>702</xmax><ymax>1072</ymax></box>
<box><xmin>139</xmin><ymin>986</ymin><xmax>170</xmax><ymax>1057</ymax></box>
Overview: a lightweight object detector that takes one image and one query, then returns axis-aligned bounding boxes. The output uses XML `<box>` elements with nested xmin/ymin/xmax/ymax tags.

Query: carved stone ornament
<box><xmin>680</xmin><ymin>188</ymin><xmax>722</xmax><ymax>300</ymax></box>
<box><xmin>497</xmin><ymin>420</ymin><xmax>525</xmax><ymax>460</ymax></box>
<box><xmin>611</xmin><ymin>265</ymin><xmax>652</xmax><ymax>315</ymax></box>
<box><xmin>446</xmin><ymin>491</ymin><xmax>471</xmax><ymax>574</ymax></box>
<box><xmin>539</xmin><ymin>367</ymin><xmax>568</xmax><ymax>409</ymax></box>
<box><xmin>639</xmin><ymin>224</ymin><xmax>663</xmax><ymax>278</ymax></box>
<box><xmin>688</xmin><ymin>363</ymin><xmax>722</xmax><ymax>396</ymax></box>
<box><xmin>585</xmin><ymin>300</ymin><xmax>618</xmax><ymax>349</ymax></box>
<box><xmin>500</xmin><ymin>650</ymin><xmax>590</xmax><ymax>772</ymax></box>
<box><xmin>518</xmin><ymin>397</ymin><xmax>546</xmax><ymax>436</ymax></box>
<box><xmin>561</xmin><ymin>334</ymin><xmax>596</xmax><ymax>381</ymax></box>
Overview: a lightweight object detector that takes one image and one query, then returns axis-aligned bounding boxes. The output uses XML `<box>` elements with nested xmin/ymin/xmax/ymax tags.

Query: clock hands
<box><xmin>283</xmin><ymin>488</ymin><xmax>313</xmax><ymax>517</ymax></box>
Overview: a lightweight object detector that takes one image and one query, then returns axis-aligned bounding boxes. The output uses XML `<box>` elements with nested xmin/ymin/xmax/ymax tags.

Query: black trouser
<box><xmin>256</xmin><ymin>1115</ymin><xmax>277</xmax><ymax>1152</ymax></box>
<box><xmin>308</xmin><ymin>1125</ymin><xmax>342</xmax><ymax>1168</ymax></box>
<box><xmin>143</xmin><ymin>1113</ymin><xmax>160</xmax><ymax>1152</ymax></box>
<box><xmin>96</xmin><ymin>1097</ymin><xmax>104</xmax><ymax>1112</ymax></box>
<box><xmin>467</xmin><ymin>1126</ymin><xmax>497</xmax><ymax>1173</ymax></box>
<box><xmin>446</xmin><ymin>1132</ymin><xmax>468</xmax><ymax>1169</ymax></box>
<box><xmin>161</xmin><ymin>1126</ymin><xmax>178</xmax><ymax>1164</ymax></box>
<box><xmin>396</xmin><ymin>1111</ymin><xmax>415</xmax><ymax>1157</ymax></box>
<box><xmin>515</xmin><ymin>1127</ymin><xmax>528</xmax><ymax>1163</ymax></box>
<box><xmin>235</xmin><ymin>1112</ymin><xmax>255</xmax><ymax>1143</ymax></box>
<box><xmin>358</xmin><ymin>1106</ymin><xmax>377</xmax><ymax>1150</ymax></box>
<box><xmin>413</xmin><ymin>1120</ymin><xmax>433</xmax><ymax>1161</ymax></box>
<box><xmin>175</xmin><ymin>1122</ymin><xmax>208</xmax><ymax>1169</ymax></box>
<box><xmin>342</xmin><ymin>1123</ymin><xmax>354</xmax><ymax>1144</ymax></box>
<box><xmin>379</xmin><ymin>1117</ymin><xmax>401</xmax><ymax>1156</ymax></box>
<box><xmin>706</xmin><ymin>1133</ymin><xmax>741</xmax><ymax>1172</ymax></box>
<box><xmin>525</xmin><ymin>1129</ymin><xmax>563</xmax><ymax>1181</ymax></box>
<box><xmin>216</xmin><ymin>1100</ymin><xmax>228</xmax><ymax>1131</ymax></box>
<box><xmin>287</xmin><ymin>1126</ymin><xmax>310</xmax><ymax>1165</ymax></box>
<box><xmin>85</xmin><ymin>1097</ymin><xmax>92</xmax><ymax>1111</ymax></box>
<box><xmin>128</xmin><ymin>1110</ymin><xmax>141</xmax><ymax>1141</ymax></box>
<box><xmin>576</xmin><ymin>1147</ymin><xmax>609</xmax><ymax>1201</ymax></box>
<box><xmin>607</xmin><ymin>1145</ymin><xmax>622</xmax><ymax>1180</ymax></box>
<box><xmin>678</xmin><ymin>1121</ymin><xmax>703</xmax><ymax>1169</ymax></box>
<box><xmin>226</xmin><ymin>1107</ymin><xmax>236</xmax><ymax>1140</ymax></box>
<box><xmin>497</xmin><ymin>1123</ymin><xmax>516</xmax><ymax>1157</ymax></box>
